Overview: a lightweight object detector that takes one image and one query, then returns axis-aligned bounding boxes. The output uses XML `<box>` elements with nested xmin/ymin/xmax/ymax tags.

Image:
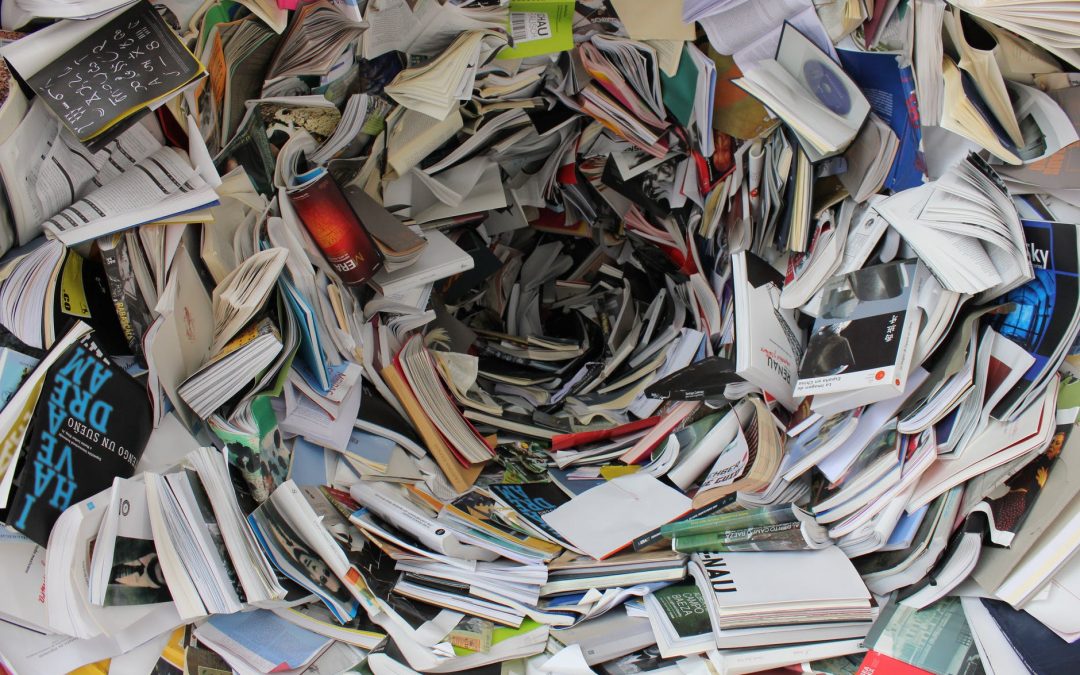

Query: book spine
<box><xmin>632</xmin><ymin>495</ymin><xmax>735</xmax><ymax>551</ymax></box>
<box><xmin>98</xmin><ymin>238</ymin><xmax>139</xmax><ymax>354</ymax></box>
<box><xmin>288</xmin><ymin>174</ymin><xmax>384</xmax><ymax>286</ymax></box>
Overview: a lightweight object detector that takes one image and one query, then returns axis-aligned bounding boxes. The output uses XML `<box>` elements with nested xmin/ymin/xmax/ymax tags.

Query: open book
<box><xmin>733</xmin><ymin>22</ymin><xmax>870</xmax><ymax>162</ymax></box>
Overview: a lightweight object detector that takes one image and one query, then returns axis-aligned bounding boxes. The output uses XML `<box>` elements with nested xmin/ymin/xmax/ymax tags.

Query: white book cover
<box><xmin>692</xmin><ymin>546</ymin><xmax>870</xmax><ymax>611</ymax></box>
<box><xmin>542</xmin><ymin>473</ymin><xmax>692</xmax><ymax>560</ymax></box>
<box><xmin>733</xmin><ymin>250</ymin><xmax>805</xmax><ymax>410</ymax></box>
<box><xmin>794</xmin><ymin>261</ymin><xmax>926</xmax><ymax>399</ymax></box>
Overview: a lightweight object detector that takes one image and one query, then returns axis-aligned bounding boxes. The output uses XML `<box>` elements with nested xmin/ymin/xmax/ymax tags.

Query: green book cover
<box><xmin>660</xmin><ymin>45</ymin><xmax>698</xmax><ymax>128</ymax></box>
<box><xmin>654</xmin><ymin>583</ymin><xmax>712</xmax><ymax>639</ymax></box>
<box><xmin>499</xmin><ymin>0</ymin><xmax>575</xmax><ymax>59</ymax></box>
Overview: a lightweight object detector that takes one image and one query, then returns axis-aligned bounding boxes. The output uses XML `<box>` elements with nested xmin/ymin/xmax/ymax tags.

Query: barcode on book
<box><xmin>509</xmin><ymin>12</ymin><xmax>551</xmax><ymax>44</ymax></box>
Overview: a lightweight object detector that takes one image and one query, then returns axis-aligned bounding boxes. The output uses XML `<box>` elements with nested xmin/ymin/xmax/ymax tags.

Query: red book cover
<box><xmin>550</xmin><ymin>416</ymin><xmax>661</xmax><ymax>451</ymax></box>
<box><xmin>856</xmin><ymin>650</ymin><xmax>935</xmax><ymax>675</ymax></box>
<box><xmin>288</xmin><ymin>172</ymin><xmax>384</xmax><ymax>286</ymax></box>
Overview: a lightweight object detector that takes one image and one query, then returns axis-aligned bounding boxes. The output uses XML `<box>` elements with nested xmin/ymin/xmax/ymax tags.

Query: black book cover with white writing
<box><xmin>25</xmin><ymin>0</ymin><xmax>202</xmax><ymax>148</ymax></box>
<box><xmin>6</xmin><ymin>333</ymin><xmax>151</xmax><ymax>546</ymax></box>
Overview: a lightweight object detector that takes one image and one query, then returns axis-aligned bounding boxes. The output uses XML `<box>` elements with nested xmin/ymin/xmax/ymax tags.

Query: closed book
<box><xmin>981</xmin><ymin>598</ymin><xmax>1080</xmax><ymax>675</ymax></box>
<box><xmin>368</xmin><ymin>230</ymin><xmax>474</xmax><ymax>296</ymax></box>
<box><xmin>732</xmin><ymin>250</ymin><xmax>805</xmax><ymax>410</ymax></box>
<box><xmin>795</xmin><ymin>261</ymin><xmax>925</xmax><ymax>399</ymax></box>
<box><xmin>690</xmin><ymin>546</ymin><xmax>872</xmax><ymax>629</ymax></box>
<box><xmin>7</xmin><ymin>332</ymin><xmax>152</xmax><ymax>546</ymax></box>
<box><xmin>98</xmin><ymin>234</ymin><xmax>154</xmax><ymax>357</ymax></box>
<box><xmin>288</xmin><ymin>171</ymin><xmax>384</xmax><ymax>286</ymax></box>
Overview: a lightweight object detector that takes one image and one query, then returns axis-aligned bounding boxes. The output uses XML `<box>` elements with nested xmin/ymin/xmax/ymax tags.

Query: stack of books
<box><xmin>0</xmin><ymin>0</ymin><xmax>1077</xmax><ymax>673</ymax></box>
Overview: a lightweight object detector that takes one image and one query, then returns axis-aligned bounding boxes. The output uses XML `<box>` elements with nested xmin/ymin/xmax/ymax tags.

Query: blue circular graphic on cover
<box><xmin>803</xmin><ymin>60</ymin><xmax>851</xmax><ymax>115</ymax></box>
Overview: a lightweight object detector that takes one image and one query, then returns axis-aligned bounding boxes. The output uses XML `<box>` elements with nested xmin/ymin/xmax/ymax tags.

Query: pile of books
<box><xmin>0</xmin><ymin>0</ymin><xmax>1076</xmax><ymax>673</ymax></box>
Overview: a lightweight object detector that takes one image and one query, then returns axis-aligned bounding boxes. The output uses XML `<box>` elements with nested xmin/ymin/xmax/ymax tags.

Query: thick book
<box><xmin>380</xmin><ymin>362</ymin><xmax>484</xmax><ymax>494</ymax></box>
<box><xmin>795</xmin><ymin>261</ymin><xmax>926</xmax><ymax>399</ymax></box>
<box><xmin>368</xmin><ymin>230</ymin><xmax>475</xmax><ymax>297</ymax></box>
<box><xmin>7</xmin><ymin>332</ymin><xmax>152</xmax><ymax>546</ymax></box>
<box><xmin>288</xmin><ymin>170</ymin><xmax>385</xmax><ymax>286</ymax></box>
<box><xmin>732</xmin><ymin>250</ymin><xmax>805</xmax><ymax>410</ymax></box>
<box><xmin>689</xmin><ymin>546</ymin><xmax>872</xmax><ymax>628</ymax></box>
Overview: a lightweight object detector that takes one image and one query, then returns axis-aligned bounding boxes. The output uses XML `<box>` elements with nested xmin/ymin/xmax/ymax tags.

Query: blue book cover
<box><xmin>837</xmin><ymin>49</ymin><xmax>926</xmax><ymax>191</ymax></box>
<box><xmin>0</xmin><ymin>348</ymin><xmax>38</xmax><ymax>409</ymax></box>
<box><xmin>203</xmin><ymin>610</ymin><xmax>329</xmax><ymax>671</ymax></box>
<box><xmin>983</xmin><ymin>598</ymin><xmax>1080</xmax><ymax>675</ymax></box>
<box><xmin>991</xmin><ymin>220</ymin><xmax>1080</xmax><ymax>417</ymax></box>
<box><xmin>280</xmin><ymin>278</ymin><xmax>331</xmax><ymax>393</ymax></box>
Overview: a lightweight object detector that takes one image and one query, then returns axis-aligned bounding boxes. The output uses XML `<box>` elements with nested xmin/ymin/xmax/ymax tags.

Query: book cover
<box><xmin>733</xmin><ymin>251</ymin><xmax>805</xmax><ymax>410</ymax></box>
<box><xmin>977</xmin><ymin>423</ymin><xmax>1069</xmax><ymax>546</ymax></box>
<box><xmin>857</xmin><ymin>650</ymin><xmax>934</xmax><ymax>675</ymax></box>
<box><xmin>653</xmin><ymin>583</ymin><xmax>713</xmax><ymax>641</ymax></box>
<box><xmin>248</xmin><ymin>495</ymin><xmax>360</xmax><ymax>623</ymax></box>
<box><xmin>102</xmin><ymin>476</ymin><xmax>172</xmax><ymax>606</ymax></box>
<box><xmin>795</xmin><ymin>261</ymin><xmax>923</xmax><ymax>398</ymax></box>
<box><xmin>24</xmin><ymin>1</ymin><xmax>203</xmax><ymax>147</ymax></box>
<box><xmin>98</xmin><ymin>234</ymin><xmax>154</xmax><ymax>358</ymax></box>
<box><xmin>288</xmin><ymin>171</ymin><xmax>384</xmax><ymax>286</ymax></box>
<box><xmin>837</xmin><ymin>49</ymin><xmax>927</xmax><ymax>191</ymax></box>
<box><xmin>865</xmin><ymin>597</ymin><xmax>982</xmax><ymax>675</ymax></box>
<box><xmin>54</xmin><ymin>250</ymin><xmax>130</xmax><ymax>357</ymax></box>
<box><xmin>0</xmin><ymin>348</ymin><xmax>38</xmax><ymax>409</ymax></box>
<box><xmin>991</xmin><ymin>220</ymin><xmax>1080</xmax><ymax>418</ymax></box>
<box><xmin>982</xmin><ymin>598</ymin><xmax>1080</xmax><ymax>675</ymax></box>
<box><xmin>441</xmin><ymin>489</ymin><xmax>562</xmax><ymax>558</ymax></box>
<box><xmin>691</xmin><ymin>547</ymin><xmax>869</xmax><ymax>611</ymax></box>
<box><xmin>7</xmin><ymin>333</ymin><xmax>152</xmax><ymax>546</ymax></box>
<box><xmin>488</xmin><ymin>482</ymin><xmax>571</xmax><ymax>546</ymax></box>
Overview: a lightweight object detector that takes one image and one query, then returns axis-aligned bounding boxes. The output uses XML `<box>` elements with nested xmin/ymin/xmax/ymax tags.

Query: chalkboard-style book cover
<box><xmin>6</xmin><ymin>333</ymin><xmax>152</xmax><ymax>546</ymax></box>
<box><xmin>23</xmin><ymin>1</ymin><xmax>204</xmax><ymax>149</ymax></box>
